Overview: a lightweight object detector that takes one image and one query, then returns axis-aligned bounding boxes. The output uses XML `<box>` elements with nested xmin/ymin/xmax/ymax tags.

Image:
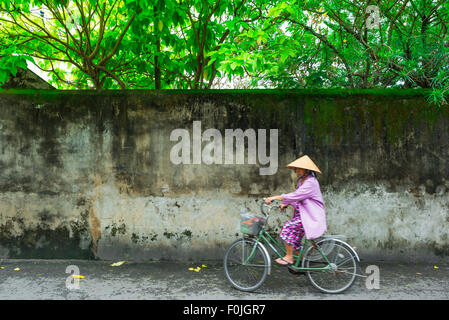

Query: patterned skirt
<box><xmin>279</xmin><ymin>208</ymin><xmax>305</xmax><ymax>251</ymax></box>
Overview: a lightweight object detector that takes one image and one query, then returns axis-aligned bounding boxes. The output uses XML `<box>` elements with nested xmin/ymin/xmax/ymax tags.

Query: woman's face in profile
<box><xmin>295</xmin><ymin>168</ymin><xmax>306</xmax><ymax>177</ymax></box>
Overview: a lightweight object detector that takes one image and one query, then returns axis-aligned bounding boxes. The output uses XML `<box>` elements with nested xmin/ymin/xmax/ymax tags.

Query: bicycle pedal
<box><xmin>287</xmin><ymin>267</ymin><xmax>306</xmax><ymax>276</ymax></box>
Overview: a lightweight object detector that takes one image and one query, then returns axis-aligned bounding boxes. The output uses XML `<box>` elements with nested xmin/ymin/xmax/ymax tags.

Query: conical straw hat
<box><xmin>286</xmin><ymin>155</ymin><xmax>322</xmax><ymax>174</ymax></box>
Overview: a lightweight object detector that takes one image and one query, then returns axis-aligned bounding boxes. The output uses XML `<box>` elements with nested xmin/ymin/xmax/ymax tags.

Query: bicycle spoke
<box><xmin>304</xmin><ymin>241</ymin><xmax>357</xmax><ymax>294</ymax></box>
<box><xmin>333</xmin><ymin>242</ymin><xmax>342</xmax><ymax>264</ymax></box>
<box><xmin>224</xmin><ymin>239</ymin><xmax>269</xmax><ymax>292</ymax></box>
<box><xmin>336</xmin><ymin>256</ymin><xmax>356</xmax><ymax>267</ymax></box>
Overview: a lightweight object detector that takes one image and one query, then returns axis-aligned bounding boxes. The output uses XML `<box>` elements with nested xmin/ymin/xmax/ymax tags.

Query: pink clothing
<box><xmin>279</xmin><ymin>212</ymin><xmax>305</xmax><ymax>251</ymax></box>
<box><xmin>281</xmin><ymin>176</ymin><xmax>327</xmax><ymax>240</ymax></box>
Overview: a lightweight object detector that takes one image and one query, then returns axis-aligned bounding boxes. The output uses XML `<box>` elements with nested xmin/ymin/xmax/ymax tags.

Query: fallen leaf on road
<box><xmin>433</xmin><ymin>266</ymin><xmax>439</xmax><ymax>269</ymax></box>
<box><xmin>110</xmin><ymin>261</ymin><xmax>126</xmax><ymax>267</ymax></box>
<box><xmin>14</xmin><ymin>268</ymin><xmax>20</xmax><ymax>271</ymax></box>
<box><xmin>189</xmin><ymin>267</ymin><xmax>202</xmax><ymax>272</ymax></box>
<box><xmin>0</xmin><ymin>267</ymin><xmax>4</xmax><ymax>270</ymax></box>
<box><xmin>202</xmin><ymin>264</ymin><xmax>207</xmax><ymax>268</ymax></box>
<box><xmin>416</xmin><ymin>272</ymin><xmax>422</xmax><ymax>275</ymax></box>
<box><xmin>72</xmin><ymin>275</ymin><xmax>85</xmax><ymax>279</ymax></box>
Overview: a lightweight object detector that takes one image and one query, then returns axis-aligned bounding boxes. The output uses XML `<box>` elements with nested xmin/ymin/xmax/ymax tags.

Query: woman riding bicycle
<box><xmin>264</xmin><ymin>155</ymin><xmax>327</xmax><ymax>266</ymax></box>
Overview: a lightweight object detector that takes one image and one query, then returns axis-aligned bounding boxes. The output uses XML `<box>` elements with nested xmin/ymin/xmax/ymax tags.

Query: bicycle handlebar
<box><xmin>261</xmin><ymin>198</ymin><xmax>281</xmax><ymax>217</ymax></box>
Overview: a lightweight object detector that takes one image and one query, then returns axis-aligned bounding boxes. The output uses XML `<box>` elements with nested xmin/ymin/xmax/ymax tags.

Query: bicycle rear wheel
<box><xmin>223</xmin><ymin>238</ymin><xmax>269</xmax><ymax>292</ymax></box>
<box><xmin>303</xmin><ymin>239</ymin><xmax>358</xmax><ymax>294</ymax></box>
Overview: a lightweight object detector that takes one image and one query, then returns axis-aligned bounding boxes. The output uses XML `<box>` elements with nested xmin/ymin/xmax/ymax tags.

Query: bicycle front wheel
<box><xmin>223</xmin><ymin>238</ymin><xmax>269</xmax><ymax>292</ymax></box>
<box><xmin>303</xmin><ymin>239</ymin><xmax>358</xmax><ymax>294</ymax></box>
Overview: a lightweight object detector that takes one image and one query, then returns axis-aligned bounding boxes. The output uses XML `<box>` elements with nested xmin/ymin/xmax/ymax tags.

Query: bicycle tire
<box><xmin>223</xmin><ymin>238</ymin><xmax>269</xmax><ymax>292</ymax></box>
<box><xmin>303</xmin><ymin>239</ymin><xmax>358</xmax><ymax>294</ymax></box>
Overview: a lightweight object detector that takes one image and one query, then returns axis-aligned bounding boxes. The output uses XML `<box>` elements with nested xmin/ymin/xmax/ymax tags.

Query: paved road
<box><xmin>0</xmin><ymin>259</ymin><xmax>448</xmax><ymax>300</ymax></box>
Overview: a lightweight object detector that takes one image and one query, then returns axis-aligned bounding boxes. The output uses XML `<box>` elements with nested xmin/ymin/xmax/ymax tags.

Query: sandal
<box><xmin>275</xmin><ymin>257</ymin><xmax>293</xmax><ymax>266</ymax></box>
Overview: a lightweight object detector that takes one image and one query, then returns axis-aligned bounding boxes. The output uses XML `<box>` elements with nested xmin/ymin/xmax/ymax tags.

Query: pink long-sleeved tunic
<box><xmin>281</xmin><ymin>175</ymin><xmax>327</xmax><ymax>240</ymax></box>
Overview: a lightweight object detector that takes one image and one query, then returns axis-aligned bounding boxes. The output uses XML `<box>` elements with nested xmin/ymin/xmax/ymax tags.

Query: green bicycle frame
<box><xmin>243</xmin><ymin>228</ymin><xmax>332</xmax><ymax>271</ymax></box>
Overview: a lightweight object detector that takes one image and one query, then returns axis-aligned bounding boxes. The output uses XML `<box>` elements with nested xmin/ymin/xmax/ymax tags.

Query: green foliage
<box><xmin>217</xmin><ymin>0</ymin><xmax>449</xmax><ymax>105</ymax></box>
<box><xmin>0</xmin><ymin>0</ymin><xmax>447</xmax><ymax>107</ymax></box>
<box><xmin>0</xmin><ymin>35</ymin><xmax>34</xmax><ymax>84</ymax></box>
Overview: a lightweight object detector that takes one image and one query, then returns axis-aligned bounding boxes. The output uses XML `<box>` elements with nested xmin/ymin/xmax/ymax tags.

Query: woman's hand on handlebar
<box><xmin>264</xmin><ymin>195</ymin><xmax>283</xmax><ymax>205</ymax></box>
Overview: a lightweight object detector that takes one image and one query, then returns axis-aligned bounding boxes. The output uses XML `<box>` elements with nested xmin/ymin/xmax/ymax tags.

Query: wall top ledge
<box><xmin>0</xmin><ymin>88</ymin><xmax>431</xmax><ymax>97</ymax></box>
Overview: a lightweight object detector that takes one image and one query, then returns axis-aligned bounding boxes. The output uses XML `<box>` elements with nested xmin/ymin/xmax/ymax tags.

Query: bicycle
<box><xmin>223</xmin><ymin>200</ymin><xmax>361</xmax><ymax>294</ymax></box>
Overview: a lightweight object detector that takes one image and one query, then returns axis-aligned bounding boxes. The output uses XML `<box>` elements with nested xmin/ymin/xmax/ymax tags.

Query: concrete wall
<box><xmin>0</xmin><ymin>89</ymin><xmax>448</xmax><ymax>262</ymax></box>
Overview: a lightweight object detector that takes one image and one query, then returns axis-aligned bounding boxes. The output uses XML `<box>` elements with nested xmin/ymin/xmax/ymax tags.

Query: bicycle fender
<box><xmin>256</xmin><ymin>242</ymin><xmax>272</xmax><ymax>275</ymax></box>
<box><xmin>327</xmin><ymin>238</ymin><xmax>361</xmax><ymax>262</ymax></box>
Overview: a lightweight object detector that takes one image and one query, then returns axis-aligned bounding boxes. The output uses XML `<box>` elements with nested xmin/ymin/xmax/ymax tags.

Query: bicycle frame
<box><xmin>244</xmin><ymin>228</ymin><xmax>332</xmax><ymax>272</ymax></box>
<box><xmin>241</xmin><ymin>201</ymin><xmax>336</xmax><ymax>272</ymax></box>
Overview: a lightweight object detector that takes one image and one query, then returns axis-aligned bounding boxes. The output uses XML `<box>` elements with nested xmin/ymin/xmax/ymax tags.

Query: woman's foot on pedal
<box><xmin>275</xmin><ymin>257</ymin><xmax>293</xmax><ymax>265</ymax></box>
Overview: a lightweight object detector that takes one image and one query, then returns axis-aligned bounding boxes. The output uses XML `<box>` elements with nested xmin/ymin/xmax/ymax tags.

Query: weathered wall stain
<box><xmin>86</xmin><ymin>175</ymin><xmax>103</xmax><ymax>258</ymax></box>
<box><xmin>0</xmin><ymin>194</ymin><xmax>94</xmax><ymax>259</ymax></box>
<box><xmin>0</xmin><ymin>89</ymin><xmax>448</xmax><ymax>262</ymax></box>
<box><xmin>88</xmin><ymin>201</ymin><xmax>101</xmax><ymax>258</ymax></box>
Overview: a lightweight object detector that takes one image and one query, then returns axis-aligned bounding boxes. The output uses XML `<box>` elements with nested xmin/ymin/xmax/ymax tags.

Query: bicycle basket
<box><xmin>240</xmin><ymin>212</ymin><xmax>265</xmax><ymax>236</ymax></box>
